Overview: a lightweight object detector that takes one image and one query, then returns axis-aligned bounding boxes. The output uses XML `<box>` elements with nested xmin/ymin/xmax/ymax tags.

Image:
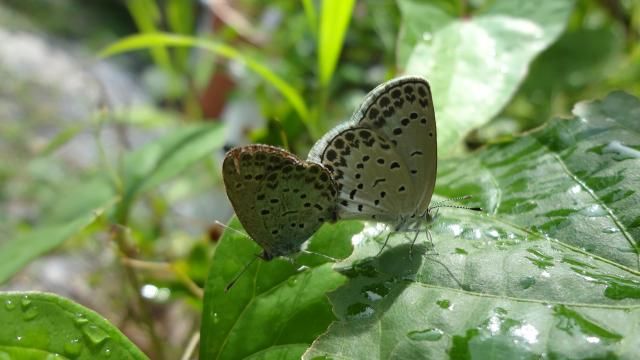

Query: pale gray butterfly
<box><xmin>308</xmin><ymin>76</ymin><xmax>478</xmax><ymax>253</ymax></box>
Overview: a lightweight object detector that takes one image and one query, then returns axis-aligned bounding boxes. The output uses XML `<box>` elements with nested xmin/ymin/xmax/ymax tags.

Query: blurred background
<box><xmin>0</xmin><ymin>0</ymin><xmax>638</xmax><ymax>358</ymax></box>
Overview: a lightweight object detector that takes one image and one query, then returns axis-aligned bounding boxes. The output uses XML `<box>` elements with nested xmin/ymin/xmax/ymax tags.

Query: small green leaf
<box><xmin>38</xmin><ymin>124</ymin><xmax>86</xmax><ymax>156</ymax></box>
<box><xmin>116</xmin><ymin>123</ymin><xmax>224</xmax><ymax>222</ymax></box>
<box><xmin>398</xmin><ymin>0</ymin><xmax>575</xmax><ymax>153</ymax></box>
<box><xmin>0</xmin><ymin>292</ymin><xmax>147</xmax><ymax>359</ymax></box>
<box><xmin>0</xmin><ymin>199</ymin><xmax>114</xmax><ymax>284</ymax></box>
<box><xmin>304</xmin><ymin>92</ymin><xmax>640</xmax><ymax>359</ymax></box>
<box><xmin>318</xmin><ymin>0</ymin><xmax>355</xmax><ymax>87</ymax></box>
<box><xmin>199</xmin><ymin>219</ymin><xmax>362</xmax><ymax>359</ymax></box>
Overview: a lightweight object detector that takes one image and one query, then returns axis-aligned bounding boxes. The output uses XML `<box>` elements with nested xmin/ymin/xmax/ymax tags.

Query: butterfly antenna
<box><xmin>300</xmin><ymin>250</ymin><xmax>338</xmax><ymax>262</ymax></box>
<box><xmin>215</xmin><ymin>220</ymin><xmax>250</xmax><ymax>239</ymax></box>
<box><xmin>225</xmin><ymin>255</ymin><xmax>259</xmax><ymax>292</ymax></box>
<box><xmin>430</xmin><ymin>204</ymin><xmax>482</xmax><ymax>211</ymax></box>
<box><xmin>430</xmin><ymin>195</ymin><xmax>472</xmax><ymax>207</ymax></box>
<box><xmin>429</xmin><ymin>195</ymin><xmax>482</xmax><ymax>212</ymax></box>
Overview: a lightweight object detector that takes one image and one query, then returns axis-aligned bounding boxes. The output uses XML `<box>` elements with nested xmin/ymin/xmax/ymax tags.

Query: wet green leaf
<box><xmin>0</xmin><ymin>291</ymin><xmax>147</xmax><ymax>359</ymax></box>
<box><xmin>199</xmin><ymin>219</ymin><xmax>362</xmax><ymax>359</ymax></box>
<box><xmin>398</xmin><ymin>0</ymin><xmax>575</xmax><ymax>153</ymax></box>
<box><xmin>304</xmin><ymin>92</ymin><xmax>640</xmax><ymax>359</ymax></box>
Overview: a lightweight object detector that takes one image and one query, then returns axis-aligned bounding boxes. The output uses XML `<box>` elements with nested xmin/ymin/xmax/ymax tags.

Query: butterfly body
<box><xmin>309</xmin><ymin>76</ymin><xmax>437</xmax><ymax>231</ymax></box>
<box><xmin>223</xmin><ymin>145</ymin><xmax>338</xmax><ymax>260</ymax></box>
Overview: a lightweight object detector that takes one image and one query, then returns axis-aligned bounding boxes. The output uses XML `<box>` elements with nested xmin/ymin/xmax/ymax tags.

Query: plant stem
<box><xmin>111</xmin><ymin>225</ymin><xmax>167</xmax><ymax>360</ymax></box>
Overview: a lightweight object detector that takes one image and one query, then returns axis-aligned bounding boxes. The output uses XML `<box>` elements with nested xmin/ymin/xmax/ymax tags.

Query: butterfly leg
<box><xmin>408</xmin><ymin>229</ymin><xmax>420</xmax><ymax>260</ymax></box>
<box><xmin>376</xmin><ymin>231</ymin><xmax>394</xmax><ymax>256</ymax></box>
<box><xmin>425</xmin><ymin>227</ymin><xmax>437</xmax><ymax>253</ymax></box>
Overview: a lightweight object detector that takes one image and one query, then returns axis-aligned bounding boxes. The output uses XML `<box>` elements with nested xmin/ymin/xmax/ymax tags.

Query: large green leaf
<box><xmin>304</xmin><ymin>92</ymin><xmax>640</xmax><ymax>359</ymax></box>
<box><xmin>199</xmin><ymin>219</ymin><xmax>362</xmax><ymax>359</ymax></box>
<box><xmin>0</xmin><ymin>291</ymin><xmax>147</xmax><ymax>359</ymax></box>
<box><xmin>398</xmin><ymin>0</ymin><xmax>575</xmax><ymax>153</ymax></box>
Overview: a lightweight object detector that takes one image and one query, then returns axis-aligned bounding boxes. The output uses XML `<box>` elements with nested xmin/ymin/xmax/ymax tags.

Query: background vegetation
<box><xmin>0</xmin><ymin>0</ymin><xmax>638</xmax><ymax>359</ymax></box>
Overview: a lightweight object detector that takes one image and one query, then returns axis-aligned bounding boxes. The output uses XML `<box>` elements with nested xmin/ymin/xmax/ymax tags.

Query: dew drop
<box><xmin>212</xmin><ymin>313</ymin><xmax>220</xmax><ymax>324</ymax></box>
<box><xmin>361</xmin><ymin>283</ymin><xmax>389</xmax><ymax>302</ymax></box>
<box><xmin>604</xmin><ymin>141</ymin><xmax>640</xmax><ymax>159</ymax></box>
<box><xmin>512</xmin><ymin>323</ymin><xmax>539</xmax><ymax>344</ymax></box>
<box><xmin>436</xmin><ymin>299</ymin><xmax>451</xmax><ymax>309</ymax></box>
<box><xmin>103</xmin><ymin>347</ymin><xmax>112</xmax><ymax>357</ymax></box>
<box><xmin>74</xmin><ymin>313</ymin><xmax>89</xmax><ymax>326</ymax></box>
<box><xmin>449</xmin><ymin>224</ymin><xmax>463</xmax><ymax>236</ymax></box>
<box><xmin>23</xmin><ymin>305</ymin><xmax>39</xmax><ymax>321</ymax></box>
<box><xmin>346</xmin><ymin>303</ymin><xmax>375</xmax><ymax>319</ymax></box>
<box><xmin>64</xmin><ymin>338</ymin><xmax>83</xmax><ymax>357</ymax></box>
<box><xmin>602</xmin><ymin>227</ymin><xmax>620</xmax><ymax>234</ymax></box>
<box><xmin>407</xmin><ymin>328</ymin><xmax>444</xmax><ymax>341</ymax></box>
<box><xmin>580</xmin><ymin>204</ymin><xmax>606</xmax><ymax>217</ymax></box>
<box><xmin>485</xmin><ymin>229</ymin><xmax>500</xmax><ymax>239</ymax></box>
<box><xmin>568</xmin><ymin>185</ymin><xmax>581</xmax><ymax>194</ymax></box>
<box><xmin>82</xmin><ymin>324</ymin><xmax>110</xmax><ymax>346</ymax></box>
<box><xmin>20</xmin><ymin>296</ymin><xmax>31</xmax><ymax>309</ymax></box>
<box><xmin>519</xmin><ymin>276</ymin><xmax>536</xmax><ymax>289</ymax></box>
<box><xmin>4</xmin><ymin>299</ymin><xmax>15</xmax><ymax>311</ymax></box>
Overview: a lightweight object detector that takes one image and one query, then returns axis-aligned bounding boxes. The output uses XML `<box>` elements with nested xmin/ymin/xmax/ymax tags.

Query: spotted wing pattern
<box><xmin>308</xmin><ymin>76</ymin><xmax>437</xmax><ymax>223</ymax></box>
<box><xmin>223</xmin><ymin>145</ymin><xmax>337</xmax><ymax>259</ymax></box>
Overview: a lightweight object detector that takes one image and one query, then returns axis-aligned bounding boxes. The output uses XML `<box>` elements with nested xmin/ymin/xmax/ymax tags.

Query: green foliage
<box><xmin>100</xmin><ymin>34</ymin><xmax>311</xmax><ymax>128</ymax></box>
<box><xmin>2</xmin><ymin>0</ymin><xmax>639</xmax><ymax>358</ymax></box>
<box><xmin>0</xmin><ymin>292</ymin><xmax>148</xmax><ymax>359</ymax></box>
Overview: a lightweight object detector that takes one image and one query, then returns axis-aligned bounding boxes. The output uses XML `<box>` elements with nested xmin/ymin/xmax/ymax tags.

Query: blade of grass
<box><xmin>125</xmin><ymin>0</ymin><xmax>174</xmax><ymax>71</ymax></box>
<box><xmin>166</xmin><ymin>0</ymin><xmax>194</xmax><ymax>71</ymax></box>
<box><xmin>318</xmin><ymin>0</ymin><xmax>355</xmax><ymax>87</ymax></box>
<box><xmin>99</xmin><ymin>33</ymin><xmax>311</xmax><ymax>131</ymax></box>
<box><xmin>302</xmin><ymin>0</ymin><xmax>318</xmax><ymax>35</ymax></box>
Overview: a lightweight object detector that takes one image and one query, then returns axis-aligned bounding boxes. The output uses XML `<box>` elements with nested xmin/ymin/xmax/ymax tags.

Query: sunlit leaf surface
<box><xmin>304</xmin><ymin>92</ymin><xmax>640</xmax><ymax>359</ymax></box>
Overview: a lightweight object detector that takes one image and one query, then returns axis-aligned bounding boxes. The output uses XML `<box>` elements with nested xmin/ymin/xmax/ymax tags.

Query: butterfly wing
<box><xmin>308</xmin><ymin>124</ymin><xmax>414</xmax><ymax>222</ymax></box>
<box><xmin>309</xmin><ymin>76</ymin><xmax>437</xmax><ymax>222</ymax></box>
<box><xmin>223</xmin><ymin>145</ymin><xmax>337</xmax><ymax>257</ymax></box>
